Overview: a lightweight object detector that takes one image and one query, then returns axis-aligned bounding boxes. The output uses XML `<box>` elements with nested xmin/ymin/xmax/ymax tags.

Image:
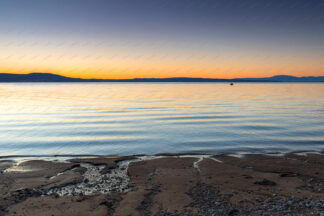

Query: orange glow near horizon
<box><xmin>1</xmin><ymin>39</ymin><xmax>323</xmax><ymax>79</ymax></box>
<box><xmin>0</xmin><ymin>56</ymin><xmax>323</xmax><ymax>79</ymax></box>
<box><xmin>0</xmin><ymin>67</ymin><xmax>322</xmax><ymax>79</ymax></box>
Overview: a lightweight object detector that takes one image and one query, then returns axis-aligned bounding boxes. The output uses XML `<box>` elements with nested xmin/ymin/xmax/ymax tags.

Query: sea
<box><xmin>0</xmin><ymin>83</ymin><xmax>323</xmax><ymax>156</ymax></box>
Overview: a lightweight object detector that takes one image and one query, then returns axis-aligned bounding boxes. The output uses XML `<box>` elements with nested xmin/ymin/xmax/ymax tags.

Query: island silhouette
<box><xmin>0</xmin><ymin>73</ymin><xmax>323</xmax><ymax>82</ymax></box>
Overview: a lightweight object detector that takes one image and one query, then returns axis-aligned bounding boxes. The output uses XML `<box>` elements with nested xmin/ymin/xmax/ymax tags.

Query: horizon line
<box><xmin>1</xmin><ymin>72</ymin><xmax>324</xmax><ymax>81</ymax></box>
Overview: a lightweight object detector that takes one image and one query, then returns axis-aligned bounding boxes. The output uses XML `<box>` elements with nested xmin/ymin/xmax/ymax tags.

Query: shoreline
<box><xmin>1</xmin><ymin>151</ymin><xmax>323</xmax><ymax>215</ymax></box>
<box><xmin>1</xmin><ymin>149</ymin><xmax>323</xmax><ymax>159</ymax></box>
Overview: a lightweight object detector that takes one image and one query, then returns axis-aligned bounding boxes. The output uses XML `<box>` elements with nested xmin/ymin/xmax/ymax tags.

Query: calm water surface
<box><xmin>0</xmin><ymin>83</ymin><xmax>323</xmax><ymax>156</ymax></box>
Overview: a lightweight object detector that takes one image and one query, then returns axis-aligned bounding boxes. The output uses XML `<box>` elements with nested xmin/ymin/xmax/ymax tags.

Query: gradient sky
<box><xmin>0</xmin><ymin>0</ymin><xmax>323</xmax><ymax>79</ymax></box>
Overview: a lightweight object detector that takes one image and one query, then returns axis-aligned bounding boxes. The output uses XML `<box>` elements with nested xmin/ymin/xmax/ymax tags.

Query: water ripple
<box><xmin>0</xmin><ymin>83</ymin><xmax>323</xmax><ymax>155</ymax></box>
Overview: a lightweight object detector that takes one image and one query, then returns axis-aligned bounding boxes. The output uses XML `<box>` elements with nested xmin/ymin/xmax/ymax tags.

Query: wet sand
<box><xmin>0</xmin><ymin>152</ymin><xmax>323</xmax><ymax>216</ymax></box>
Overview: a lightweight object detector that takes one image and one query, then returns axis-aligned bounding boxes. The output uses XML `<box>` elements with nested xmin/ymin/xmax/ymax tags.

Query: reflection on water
<box><xmin>0</xmin><ymin>83</ymin><xmax>323</xmax><ymax>156</ymax></box>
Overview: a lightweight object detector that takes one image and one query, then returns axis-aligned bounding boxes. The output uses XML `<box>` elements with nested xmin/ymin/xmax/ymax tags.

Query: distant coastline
<box><xmin>0</xmin><ymin>73</ymin><xmax>324</xmax><ymax>82</ymax></box>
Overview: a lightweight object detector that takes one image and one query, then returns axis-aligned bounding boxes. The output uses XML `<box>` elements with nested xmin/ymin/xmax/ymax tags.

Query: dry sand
<box><xmin>0</xmin><ymin>152</ymin><xmax>323</xmax><ymax>216</ymax></box>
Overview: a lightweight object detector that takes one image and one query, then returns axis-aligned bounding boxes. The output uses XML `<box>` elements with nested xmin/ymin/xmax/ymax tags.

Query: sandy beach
<box><xmin>0</xmin><ymin>152</ymin><xmax>323</xmax><ymax>216</ymax></box>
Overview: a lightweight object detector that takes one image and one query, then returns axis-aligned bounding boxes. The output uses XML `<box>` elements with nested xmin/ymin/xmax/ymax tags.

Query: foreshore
<box><xmin>0</xmin><ymin>152</ymin><xmax>323</xmax><ymax>216</ymax></box>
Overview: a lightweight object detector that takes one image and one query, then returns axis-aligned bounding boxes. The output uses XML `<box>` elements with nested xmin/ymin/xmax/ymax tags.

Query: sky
<box><xmin>0</xmin><ymin>0</ymin><xmax>323</xmax><ymax>79</ymax></box>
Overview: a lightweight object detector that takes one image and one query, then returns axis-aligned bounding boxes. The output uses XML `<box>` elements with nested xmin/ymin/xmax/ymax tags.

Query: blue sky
<box><xmin>0</xmin><ymin>0</ymin><xmax>323</xmax><ymax>78</ymax></box>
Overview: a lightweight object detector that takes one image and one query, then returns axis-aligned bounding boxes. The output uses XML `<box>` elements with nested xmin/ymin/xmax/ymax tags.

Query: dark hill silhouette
<box><xmin>0</xmin><ymin>73</ymin><xmax>323</xmax><ymax>82</ymax></box>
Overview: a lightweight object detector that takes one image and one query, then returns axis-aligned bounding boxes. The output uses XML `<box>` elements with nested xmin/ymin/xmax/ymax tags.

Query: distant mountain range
<box><xmin>0</xmin><ymin>73</ymin><xmax>323</xmax><ymax>82</ymax></box>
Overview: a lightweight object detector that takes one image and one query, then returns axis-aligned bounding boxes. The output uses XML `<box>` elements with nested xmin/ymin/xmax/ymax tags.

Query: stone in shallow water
<box><xmin>254</xmin><ymin>179</ymin><xmax>277</xmax><ymax>186</ymax></box>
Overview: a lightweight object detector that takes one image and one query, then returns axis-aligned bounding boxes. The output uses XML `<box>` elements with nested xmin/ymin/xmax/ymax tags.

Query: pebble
<box><xmin>0</xmin><ymin>205</ymin><xmax>6</xmax><ymax>212</ymax></box>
